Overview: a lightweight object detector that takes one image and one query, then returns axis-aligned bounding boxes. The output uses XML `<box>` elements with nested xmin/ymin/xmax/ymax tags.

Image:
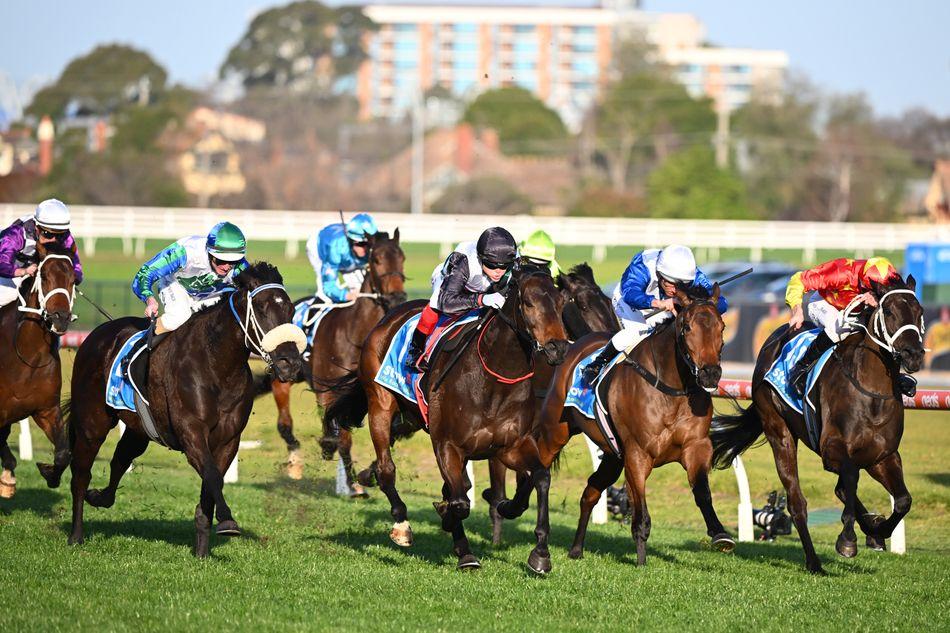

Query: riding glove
<box><xmin>482</xmin><ymin>292</ymin><xmax>506</xmax><ymax>309</ymax></box>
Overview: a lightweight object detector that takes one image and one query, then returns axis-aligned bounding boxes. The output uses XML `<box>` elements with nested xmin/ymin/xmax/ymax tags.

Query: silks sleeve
<box><xmin>131</xmin><ymin>242</ymin><xmax>187</xmax><ymax>302</ymax></box>
<box><xmin>785</xmin><ymin>271</ymin><xmax>806</xmax><ymax>309</ymax></box>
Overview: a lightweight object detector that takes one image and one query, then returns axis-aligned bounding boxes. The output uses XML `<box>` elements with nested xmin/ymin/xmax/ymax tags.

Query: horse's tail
<box><xmin>322</xmin><ymin>372</ymin><xmax>368</xmax><ymax>431</ymax></box>
<box><xmin>710</xmin><ymin>403</ymin><xmax>765</xmax><ymax>470</ymax></box>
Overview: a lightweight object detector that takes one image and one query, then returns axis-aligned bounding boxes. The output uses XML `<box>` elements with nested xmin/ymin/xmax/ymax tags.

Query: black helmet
<box><xmin>476</xmin><ymin>227</ymin><xmax>517</xmax><ymax>269</ymax></box>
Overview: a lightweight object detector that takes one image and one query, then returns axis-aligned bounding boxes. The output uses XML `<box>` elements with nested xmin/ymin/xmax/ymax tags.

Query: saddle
<box><xmin>122</xmin><ymin>326</ymin><xmax>179</xmax><ymax>449</ymax></box>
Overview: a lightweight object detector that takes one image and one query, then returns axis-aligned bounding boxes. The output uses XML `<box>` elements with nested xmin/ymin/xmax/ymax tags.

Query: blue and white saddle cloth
<box><xmin>374</xmin><ymin>309</ymin><xmax>481</xmax><ymax>404</ymax></box>
<box><xmin>292</xmin><ymin>298</ymin><xmax>333</xmax><ymax>349</ymax></box>
<box><xmin>564</xmin><ymin>344</ymin><xmax>625</xmax><ymax>456</ymax></box>
<box><xmin>764</xmin><ymin>328</ymin><xmax>834</xmax><ymax>448</ymax></box>
<box><xmin>106</xmin><ymin>330</ymin><xmax>148</xmax><ymax>412</ymax></box>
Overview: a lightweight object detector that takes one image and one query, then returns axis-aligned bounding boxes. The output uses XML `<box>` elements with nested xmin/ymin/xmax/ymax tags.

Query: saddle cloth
<box><xmin>764</xmin><ymin>328</ymin><xmax>834</xmax><ymax>448</ymax></box>
<box><xmin>106</xmin><ymin>330</ymin><xmax>148</xmax><ymax>412</ymax></box>
<box><xmin>292</xmin><ymin>298</ymin><xmax>333</xmax><ymax>349</ymax></box>
<box><xmin>564</xmin><ymin>344</ymin><xmax>625</xmax><ymax>457</ymax></box>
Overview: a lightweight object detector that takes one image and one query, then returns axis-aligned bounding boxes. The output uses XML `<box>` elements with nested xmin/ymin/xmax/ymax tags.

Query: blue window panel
<box><xmin>573</xmin><ymin>25</ymin><xmax>595</xmax><ymax>35</ymax></box>
<box><xmin>394</xmin><ymin>58</ymin><xmax>418</xmax><ymax>70</ymax></box>
<box><xmin>513</xmin><ymin>60</ymin><xmax>537</xmax><ymax>71</ymax></box>
<box><xmin>514</xmin><ymin>41</ymin><xmax>538</xmax><ymax>55</ymax></box>
<box><xmin>453</xmin><ymin>59</ymin><xmax>478</xmax><ymax>70</ymax></box>
<box><xmin>729</xmin><ymin>65</ymin><xmax>751</xmax><ymax>74</ymax></box>
<box><xmin>573</xmin><ymin>43</ymin><xmax>596</xmax><ymax>53</ymax></box>
<box><xmin>394</xmin><ymin>39</ymin><xmax>417</xmax><ymax>51</ymax></box>
<box><xmin>454</xmin><ymin>23</ymin><xmax>478</xmax><ymax>33</ymax></box>
<box><xmin>515</xmin><ymin>76</ymin><xmax>538</xmax><ymax>91</ymax></box>
<box><xmin>514</xmin><ymin>24</ymin><xmax>535</xmax><ymax>34</ymax></box>
<box><xmin>393</xmin><ymin>23</ymin><xmax>417</xmax><ymax>33</ymax></box>
<box><xmin>453</xmin><ymin>78</ymin><xmax>475</xmax><ymax>94</ymax></box>
<box><xmin>571</xmin><ymin>59</ymin><xmax>597</xmax><ymax>74</ymax></box>
<box><xmin>453</xmin><ymin>40</ymin><xmax>478</xmax><ymax>52</ymax></box>
<box><xmin>573</xmin><ymin>80</ymin><xmax>594</xmax><ymax>91</ymax></box>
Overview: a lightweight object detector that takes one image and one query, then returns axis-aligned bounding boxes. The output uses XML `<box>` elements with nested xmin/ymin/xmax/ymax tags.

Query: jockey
<box><xmin>404</xmin><ymin>226</ymin><xmax>517</xmax><ymax>372</ymax></box>
<box><xmin>0</xmin><ymin>199</ymin><xmax>83</xmax><ymax>308</ymax></box>
<box><xmin>306</xmin><ymin>213</ymin><xmax>378</xmax><ymax>303</ymax></box>
<box><xmin>518</xmin><ymin>229</ymin><xmax>561</xmax><ymax>277</ymax></box>
<box><xmin>786</xmin><ymin>256</ymin><xmax>915</xmax><ymax>396</ymax></box>
<box><xmin>132</xmin><ymin>222</ymin><xmax>248</xmax><ymax>336</ymax></box>
<box><xmin>582</xmin><ymin>244</ymin><xmax>727</xmax><ymax>384</ymax></box>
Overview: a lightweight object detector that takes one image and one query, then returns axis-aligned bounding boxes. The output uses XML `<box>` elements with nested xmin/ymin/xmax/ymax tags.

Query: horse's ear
<box><xmin>869</xmin><ymin>278</ymin><xmax>885</xmax><ymax>297</ymax></box>
<box><xmin>711</xmin><ymin>282</ymin><xmax>721</xmax><ymax>304</ymax></box>
<box><xmin>393</xmin><ymin>227</ymin><xmax>400</xmax><ymax>243</ymax></box>
<box><xmin>906</xmin><ymin>274</ymin><xmax>916</xmax><ymax>292</ymax></box>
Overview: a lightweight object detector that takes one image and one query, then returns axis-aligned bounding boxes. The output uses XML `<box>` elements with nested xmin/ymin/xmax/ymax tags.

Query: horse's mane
<box><xmin>235</xmin><ymin>261</ymin><xmax>283</xmax><ymax>291</ymax></box>
<box><xmin>568</xmin><ymin>263</ymin><xmax>597</xmax><ymax>286</ymax></box>
<box><xmin>38</xmin><ymin>241</ymin><xmax>74</xmax><ymax>259</ymax></box>
<box><xmin>681</xmin><ymin>283</ymin><xmax>713</xmax><ymax>303</ymax></box>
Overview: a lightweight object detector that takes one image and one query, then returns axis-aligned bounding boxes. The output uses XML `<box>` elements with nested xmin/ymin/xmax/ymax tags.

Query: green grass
<box><xmin>1</xmin><ymin>351</ymin><xmax>948</xmax><ymax>631</ymax></box>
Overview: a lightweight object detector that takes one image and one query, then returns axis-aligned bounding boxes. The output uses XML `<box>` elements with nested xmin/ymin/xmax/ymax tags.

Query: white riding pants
<box><xmin>807</xmin><ymin>298</ymin><xmax>854</xmax><ymax>343</ymax></box>
<box><xmin>610</xmin><ymin>293</ymin><xmax>674</xmax><ymax>353</ymax></box>
<box><xmin>0</xmin><ymin>275</ymin><xmax>26</xmax><ymax>308</ymax></box>
<box><xmin>157</xmin><ymin>281</ymin><xmax>225</xmax><ymax>331</ymax></box>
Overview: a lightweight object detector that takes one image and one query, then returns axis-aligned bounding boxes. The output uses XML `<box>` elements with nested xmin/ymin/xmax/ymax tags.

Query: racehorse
<box><xmin>326</xmin><ymin>266</ymin><xmax>569</xmax><ymax>570</ymax></box>
<box><xmin>0</xmin><ymin>243</ymin><xmax>76</xmax><ymax>498</ymax></box>
<box><xmin>267</xmin><ymin>230</ymin><xmax>406</xmax><ymax>484</ymax></box>
<box><xmin>710</xmin><ymin>275</ymin><xmax>924</xmax><ymax>574</ymax></box>
<box><xmin>66</xmin><ymin>262</ymin><xmax>304</xmax><ymax>557</ymax></box>
<box><xmin>527</xmin><ymin>283</ymin><xmax>734</xmax><ymax>566</ymax></box>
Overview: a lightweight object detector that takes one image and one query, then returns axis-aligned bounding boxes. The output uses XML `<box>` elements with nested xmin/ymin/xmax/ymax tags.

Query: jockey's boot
<box><xmin>790</xmin><ymin>331</ymin><xmax>834</xmax><ymax>397</ymax></box>
<box><xmin>404</xmin><ymin>328</ymin><xmax>429</xmax><ymax>373</ymax></box>
<box><xmin>582</xmin><ymin>341</ymin><xmax>620</xmax><ymax>385</ymax></box>
<box><xmin>898</xmin><ymin>374</ymin><xmax>917</xmax><ymax>398</ymax></box>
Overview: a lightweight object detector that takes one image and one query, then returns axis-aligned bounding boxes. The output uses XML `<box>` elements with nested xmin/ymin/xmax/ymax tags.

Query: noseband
<box><xmin>844</xmin><ymin>289</ymin><xmax>925</xmax><ymax>358</ymax></box>
<box><xmin>227</xmin><ymin>283</ymin><xmax>306</xmax><ymax>364</ymax></box>
<box><xmin>18</xmin><ymin>254</ymin><xmax>76</xmax><ymax>332</ymax></box>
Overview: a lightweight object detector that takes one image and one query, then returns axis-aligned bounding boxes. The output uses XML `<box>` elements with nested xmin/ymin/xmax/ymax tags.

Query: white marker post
<box><xmin>18</xmin><ymin>419</ymin><xmax>32</xmax><ymax>461</ymax></box>
<box><xmin>466</xmin><ymin>461</ymin><xmax>476</xmax><ymax>507</ymax></box>
<box><xmin>733</xmin><ymin>456</ymin><xmax>754</xmax><ymax>543</ymax></box>
<box><xmin>585</xmin><ymin>436</ymin><xmax>608</xmax><ymax>525</ymax></box>
<box><xmin>890</xmin><ymin>495</ymin><xmax>906</xmax><ymax>554</ymax></box>
<box><xmin>224</xmin><ymin>450</ymin><xmax>239</xmax><ymax>483</ymax></box>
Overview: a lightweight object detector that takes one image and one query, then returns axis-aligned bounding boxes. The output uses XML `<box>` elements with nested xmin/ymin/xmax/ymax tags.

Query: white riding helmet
<box><xmin>655</xmin><ymin>244</ymin><xmax>697</xmax><ymax>284</ymax></box>
<box><xmin>34</xmin><ymin>199</ymin><xmax>71</xmax><ymax>232</ymax></box>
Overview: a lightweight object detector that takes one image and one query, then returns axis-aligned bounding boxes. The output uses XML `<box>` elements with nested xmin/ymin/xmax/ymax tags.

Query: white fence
<box><xmin>3</xmin><ymin>204</ymin><xmax>947</xmax><ymax>263</ymax></box>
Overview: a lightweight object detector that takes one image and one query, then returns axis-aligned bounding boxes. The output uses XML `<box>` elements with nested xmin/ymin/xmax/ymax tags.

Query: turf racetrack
<box><xmin>1</xmin><ymin>351</ymin><xmax>948</xmax><ymax>631</ymax></box>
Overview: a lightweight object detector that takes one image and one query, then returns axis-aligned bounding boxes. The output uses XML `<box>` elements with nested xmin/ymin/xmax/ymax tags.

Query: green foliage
<box><xmin>27</xmin><ymin>44</ymin><xmax>168</xmax><ymax>118</ymax></box>
<box><xmin>463</xmin><ymin>87</ymin><xmax>568</xmax><ymax>155</ymax></box>
<box><xmin>569</xmin><ymin>187</ymin><xmax>647</xmax><ymax>218</ymax></box>
<box><xmin>647</xmin><ymin>146</ymin><xmax>752</xmax><ymax>219</ymax></box>
<box><xmin>431</xmin><ymin>176</ymin><xmax>533</xmax><ymax>214</ymax></box>
<box><xmin>220</xmin><ymin>1</ymin><xmax>375</xmax><ymax>90</ymax></box>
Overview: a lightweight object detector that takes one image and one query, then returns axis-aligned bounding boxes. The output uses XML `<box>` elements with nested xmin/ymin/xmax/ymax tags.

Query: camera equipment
<box><xmin>606</xmin><ymin>485</ymin><xmax>630</xmax><ymax>521</ymax></box>
<box><xmin>753</xmin><ymin>490</ymin><xmax>793</xmax><ymax>540</ymax></box>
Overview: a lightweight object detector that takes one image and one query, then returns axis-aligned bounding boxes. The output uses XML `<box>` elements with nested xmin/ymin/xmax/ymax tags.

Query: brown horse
<box><xmin>267</xmin><ymin>230</ymin><xmax>406</xmax><ymax>484</ymax></box>
<box><xmin>326</xmin><ymin>266</ymin><xmax>569</xmax><ymax>570</ymax></box>
<box><xmin>528</xmin><ymin>284</ymin><xmax>734</xmax><ymax>566</ymax></box>
<box><xmin>711</xmin><ymin>276</ymin><xmax>924</xmax><ymax>574</ymax></box>
<box><xmin>0</xmin><ymin>243</ymin><xmax>77</xmax><ymax>498</ymax></box>
<box><xmin>66</xmin><ymin>262</ymin><xmax>303</xmax><ymax>557</ymax></box>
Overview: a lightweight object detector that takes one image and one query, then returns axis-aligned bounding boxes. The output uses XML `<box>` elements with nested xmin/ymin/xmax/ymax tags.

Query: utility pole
<box><xmin>411</xmin><ymin>90</ymin><xmax>425</xmax><ymax>214</ymax></box>
<box><xmin>715</xmin><ymin>96</ymin><xmax>730</xmax><ymax>169</ymax></box>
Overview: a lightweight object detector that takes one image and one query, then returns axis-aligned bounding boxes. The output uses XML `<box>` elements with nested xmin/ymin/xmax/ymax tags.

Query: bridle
<box><xmin>843</xmin><ymin>288</ymin><xmax>925</xmax><ymax>357</ymax></box>
<box><xmin>17</xmin><ymin>253</ymin><xmax>76</xmax><ymax>332</ymax></box>
<box><xmin>227</xmin><ymin>282</ymin><xmax>299</xmax><ymax>364</ymax></box>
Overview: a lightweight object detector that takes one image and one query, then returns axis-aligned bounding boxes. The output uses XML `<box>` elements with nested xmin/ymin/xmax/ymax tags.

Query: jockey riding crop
<box><xmin>642</xmin><ymin>266</ymin><xmax>753</xmax><ymax>318</ymax></box>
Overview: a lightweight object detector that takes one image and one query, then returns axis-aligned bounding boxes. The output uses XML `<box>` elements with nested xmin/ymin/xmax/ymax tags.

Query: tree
<box><xmin>219</xmin><ymin>1</ymin><xmax>375</xmax><ymax>91</ymax></box>
<box><xmin>462</xmin><ymin>87</ymin><xmax>568</xmax><ymax>156</ymax></box>
<box><xmin>594</xmin><ymin>72</ymin><xmax>715</xmax><ymax>192</ymax></box>
<box><xmin>647</xmin><ymin>145</ymin><xmax>752</xmax><ymax>219</ymax></box>
<box><xmin>431</xmin><ymin>177</ymin><xmax>533</xmax><ymax>214</ymax></box>
<box><xmin>27</xmin><ymin>45</ymin><xmax>167</xmax><ymax>118</ymax></box>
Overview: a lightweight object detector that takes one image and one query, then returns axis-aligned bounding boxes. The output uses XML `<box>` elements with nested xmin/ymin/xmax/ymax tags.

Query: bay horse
<box><xmin>527</xmin><ymin>284</ymin><xmax>734</xmax><ymax>566</ymax></box>
<box><xmin>326</xmin><ymin>266</ymin><xmax>569</xmax><ymax>570</ymax></box>
<box><xmin>710</xmin><ymin>276</ymin><xmax>924</xmax><ymax>574</ymax></box>
<box><xmin>0</xmin><ymin>243</ymin><xmax>77</xmax><ymax>498</ymax></box>
<box><xmin>66</xmin><ymin>262</ymin><xmax>304</xmax><ymax>557</ymax></box>
<box><xmin>267</xmin><ymin>230</ymin><xmax>406</xmax><ymax>484</ymax></box>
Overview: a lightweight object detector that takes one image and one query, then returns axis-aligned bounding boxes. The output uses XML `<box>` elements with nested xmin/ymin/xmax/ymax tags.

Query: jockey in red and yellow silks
<box><xmin>786</xmin><ymin>256</ymin><xmax>906</xmax><ymax>396</ymax></box>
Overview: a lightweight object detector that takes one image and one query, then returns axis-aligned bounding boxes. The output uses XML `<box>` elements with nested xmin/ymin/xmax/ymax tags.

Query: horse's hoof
<box><xmin>390</xmin><ymin>521</ymin><xmax>413</xmax><ymax>547</ymax></box>
<box><xmin>286</xmin><ymin>450</ymin><xmax>304</xmax><ymax>480</ymax></box>
<box><xmin>85</xmin><ymin>489</ymin><xmax>115</xmax><ymax>509</ymax></box>
<box><xmin>712</xmin><ymin>533</ymin><xmax>736</xmax><ymax>553</ymax></box>
<box><xmin>808</xmin><ymin>565</ymin><xmax>827</xmax><ymax>576</ymax></box>
<box><xmin>36</xmin><ymin>463</ymin><xmax>60</xmax><ymax>488</ymax></box>
<box><xmin>67</xmin><ymin>534</ymin><xmax>84</xmax><ymax>546</ymax></box>
<box><xmin>349</xmin><ymin>483</ymin><xmax>369</xmax><ymax>499</ymax></box>
<box><xmin>432</xmin><ymin>500</ymin><xmax>449</xmax><ymax>518</ymax></box>
<box><xmin>866</xmin><ymin>534</ymin><xmax>886</xmax><ymax>551</ymax></box>
<box><xmin>216</xmin><ymin>520</ymin><xmax>242</xmax><ymax>536</ymax></box>
<box><xmin>496</xmin><ymin>500</ymin><xmax>523</xmax><ymax>520</ymax></box>
<box><xmin>567</xmin><ymin>547</ymin><xmax>584</xmax><ymax>560</ymax></box>
<box><xmin>457</xmin><ymin>554</ymin><xmax>481</xmax><ymax>570</ymax></box>
<box><xmin>0</xmin><ymin>470</ymin><xmax>15</xmax><ymax>499</ymax></box>
<box><xmin>356</xmin><ymin>468</ymin><xmax>377</xmax><ymax>487</ymax></box>
<box><xmin>318</xmin><ymin>437</ymin><xmax>338</xmax><ymax>461</ymax></box>
<box><xmin>836</xmin><ymin>534</ymin><xmax>858</xmax><ymax>558</ymax></box>
<box><xmin>527</xmin><ymin>549</ymin><xmax>552</xmax><ymax>575</ymax></box>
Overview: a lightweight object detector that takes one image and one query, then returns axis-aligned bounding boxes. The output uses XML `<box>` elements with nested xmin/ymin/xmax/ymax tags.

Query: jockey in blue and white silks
<box><xmin>581</xmin><ymin>244</ymin><xmax>727</xmax><ymax>384</ymax></box>
<box><xmin>305</xmin><ymin>213</ymin><xmax>378</xmax><ymax>303</ymax></box>
<box><xmin>132</xmin><ymin>222</ymin><xmax>248</xmax><ymax>334</ymax></box>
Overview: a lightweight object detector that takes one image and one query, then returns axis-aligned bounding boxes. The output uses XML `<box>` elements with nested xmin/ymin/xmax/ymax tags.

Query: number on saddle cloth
<box><xmin>292</xmin><ymin>298</ymin><xmax>332</xmax><ymax>349</ymax></box>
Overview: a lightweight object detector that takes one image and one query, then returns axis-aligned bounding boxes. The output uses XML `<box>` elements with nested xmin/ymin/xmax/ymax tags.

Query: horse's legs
<box><xmin>863</xmin><ymin>451</ymin><xmax>911</xmax><ymax>540</ymax></box>
<box><xmin>211</xmin><ymin>436</ymin><xmax>241</xmax><ymax>534</ymax></box>
<box><xmin>432</xmin><ymin>441</ymin><xmax>478</xmax><ymax>569</ymax></box>
<box><xmin>496</xmin><ymin>470</ymin><xmax>532</xmax><ymax>520</ymax></box>
<box><xmin>68</xmin><ymin>415</ymin><xmax>110</xmax><ymax>545</ymax></box>
<box><xmin>833</xmin><ymin>462</ymin><xmax>860</xmax><ymax>558</ymax></box>
<box><xmin>527</xmin><ymin>467</ymin><xmax>553</xmax><ymax>574</ymax></box>
<box><xmin>0</xmin><ymin>424</ymin><xmax>17</xmax><ymax>498</ymax></box>
<box><xmin>86</xmin><ymin>429</ymin><xmax>148</xmax><ymax>508</ymax></box>
<box><xmin>367</xmin><ymin>395</ymin><xmax>410</xmax><ymax>545</ymax></box>
<box><xmin>683</xmin><ymin>441</ymin><xmax>735</xmax><ymax>551</ymax></box>
<box><xmin>181</xmin><ymin>433</ymin><xmax>239</xmax><ymax>543</ymax></box>
<box><xmin>337</xmin><ymin>428</ymin><xmax>366</xmax><ymax>497</ymax></box>
<box><xmin>623</xmin><ymin>448</ymin><xmax>653</xmax><ymax>566</ymax></box>
<box><xmin>764</xmin><ymin>417</ymin><xmax>823</xmax><ymax>574</ymax></box>
<box><xmin>484</xmin><ymin>458</ymin><xmax>508</xmax><ymax>545</ymax></box>
<box><xmin>194</xmin><ymin>479</ymin><xmax>215</xmax><ymax>558</ymax></box>
<box><xmin>31</xmin><ymin>406</ymin><xmax>71</xmax><ymax>488</ymax></box>
<box><xmin>273</xmin><ymin>379</ymin><xmax>302</xmax><ymax>479</ymax></box>
<box><xmin>568</xmin><ymin>453</ymin><xmax>623</xmax><ymax>560</ymax></box>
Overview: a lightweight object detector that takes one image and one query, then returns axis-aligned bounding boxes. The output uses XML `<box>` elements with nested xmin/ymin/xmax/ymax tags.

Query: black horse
<box><xmin>66</xmin><ymin>262</ymin><xmax>304</xmax><ymax>557</ymax></box>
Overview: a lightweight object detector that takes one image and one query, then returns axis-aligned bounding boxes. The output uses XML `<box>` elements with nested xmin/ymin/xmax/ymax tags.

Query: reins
<box><xmin>476</xmin><ymin>311</ymin><xmax>535</xmax><ymax>384</ymax></box>
<box><xmin>226</xmin><ymin>282</ymin><xmax>287</xmax><ymax>362</ymax></box>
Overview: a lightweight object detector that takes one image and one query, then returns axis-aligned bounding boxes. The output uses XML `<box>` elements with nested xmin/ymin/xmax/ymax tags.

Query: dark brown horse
<box><xmin>267</xmin><ymin>230</ymin><xmax>406</xmax><ymax>485</ymax></box>
<box><xmin>528</xmin><ymin>284</ymin><xmax>734</xmax><ymax>565</ymax></box>
<box><xmin>0</xmin><ymin>243</ymin><xmax>77</xmax><ymax>498</ymax></box>
<box><xmin>711</xmin><ymin>276</ymin><xmax>925</xmax><ymax>574</ymax></box>
<box><xmin>66</xmin><ymin>262</ymin><xmax>303</xmax><ymax>557</ymax></box>
<box><xmin>326</xmin><ymin>267</ymin><xmax>569</xmax><ymax>570</ymax></box>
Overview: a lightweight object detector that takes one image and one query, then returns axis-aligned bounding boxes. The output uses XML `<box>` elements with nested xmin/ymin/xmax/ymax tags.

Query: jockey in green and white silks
<box><xmin>305</xmin><ymin>213</ymin><xmax>378</xmax><ymax>303</ymax></box>
<box><xmin>518</xmin><ymin>229</ymin><xmax>561</xmax><ymax>278</ymax></box>
<box><xmin>132</xmin><ymin>222</ymin><xmax>248</xmax><ymax>333</ymax></box>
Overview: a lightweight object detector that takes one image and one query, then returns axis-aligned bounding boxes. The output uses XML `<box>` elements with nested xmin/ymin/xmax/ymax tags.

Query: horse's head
<box><xmin>869</xmin><ymin>275</ymin><xmax>925</xmax><ymax>373</ymax></box>
<box><xmin>233</xmin><ymin>262</ymin><xmax>305</xmax><ymax>382</ymax></box>
<box><xmin>365</xmin><ymin>229</ymin><xmax>407</xmax><ymax>310</ymax></box>
<box><xmin>513</xmin><ymin>268</ymin><xmax>569</xmax><ymax>365</ymax></box>
<box><xmin>674</xmin><ymin>283</ymin><xmax>725</xmax><ymax>392</ymax></box>
<box><xmin>557</xmin><ymin>263</ymin><xmax>618</xmax><ymax>334</ymax></box>
<box><xmin>23</xmin><ymin>242</ymin><xmax>76</xmax><ymax>335</ymax></box>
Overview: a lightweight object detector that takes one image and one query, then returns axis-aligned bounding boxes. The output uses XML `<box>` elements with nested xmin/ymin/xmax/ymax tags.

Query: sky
<box><xmin>1</xmin><ymin>0</ymin><xmax>948</xmax><ymax>117</ymax></box>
